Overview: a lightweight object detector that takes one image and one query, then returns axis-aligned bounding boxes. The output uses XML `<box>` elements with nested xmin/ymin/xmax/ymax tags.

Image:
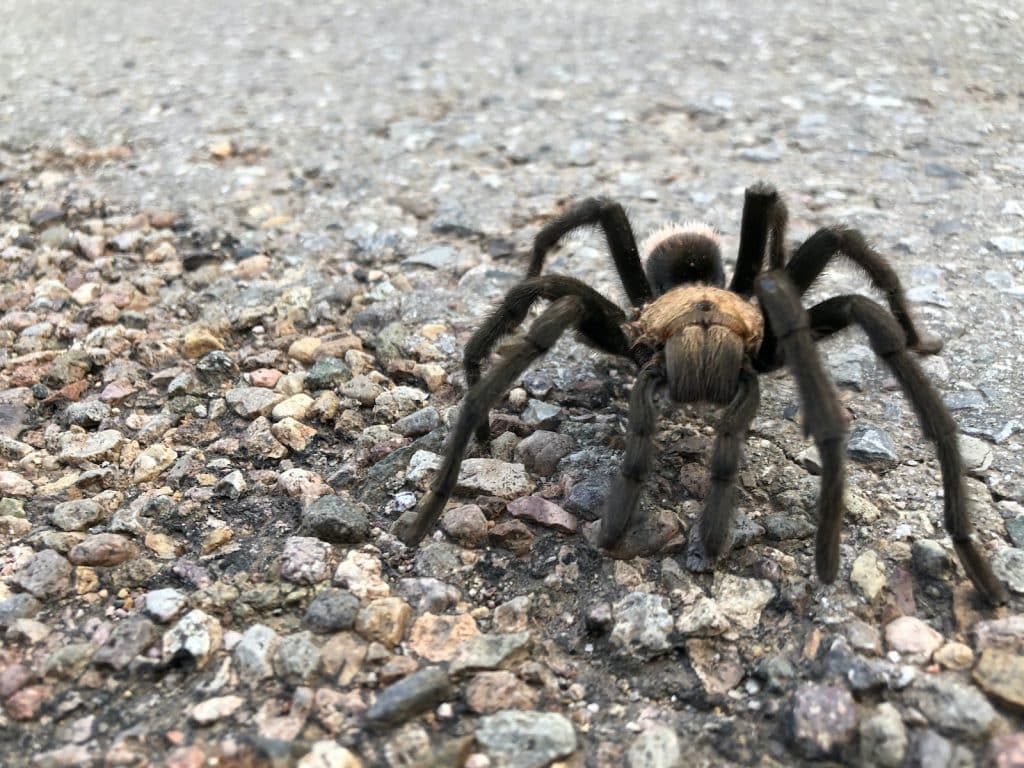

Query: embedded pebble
<box><xmin>162</xmin><ymin>609</ymin><xmax>223</xmax><ymax>668</ymax></box>
<box><xmin>143</xmin><ymin>589</ymin><xmax>188</xmax><ymax>623</ymax></box>
<box><xmin>408</xmin><ymin>613</ymin><xmax>481</xmax><ymax>662</ymax></box>
<box><xmin>441</xmin><ymin>504</ymin><xmax>490</xmax><ymax>547</ymax></box>
<box><xmin>850</xmin><ymin>549</ymin><xmax>887</xmax><ymax>600</ymax></box>
<box><xmin>68</xmin><ymin>533</ymin><xmax>137</xmax><ymax>566</ymax></box>
<box><xmin>304</xmin><ymin>589</ymin><xmax>360</xmax><ymax>634</ymax></box>
<box><xmin>355</xmin><ymin>597</ymin><xmax>412</xmax><ymax>647</ymax></box>
<box><xmin>847</xmin><ymin>426</ymin><xmax>898</xmax><ymax>464</ymax></box>
<box><xmin>280</xmin><ymin>536</ymin><xmax>333</xmax><ymax>585</ymax></box>
<box><xmin>904</xmin><ymin>674</ymin><xmax>997</xmax><ymax>737</ymax></box>
<box><xmin>273</xmin><ymin>631</ymin><xmax>322</xmax><ymax>682</ymax></box>
<box><xmin>233</xmin><ymin>624</ymin><xmax>281</xmax><ymax>683</ymax></box>
<box><xmin>885</xmin><ymin>616</ymin><xmax>943</xmax><ymax>661</ymax></box>
<box><xmin>972</xmin><ymin>649</ymin><xmax>1024</xmax><ymax>712</ymax></box>
<box><xmin>788</xmin><ymin>683</ymin><xmax>858</xmax><ymax>759</ymax></box>
<box><xmin>58</xmin><ymin>429</ymin><xmax>125</xmax><ymax>464</ymax></box>
<box><xmin>366</xmin><ymin>666</ymin><xmax>453</xmax><ymax>727</ymax></box>
<box><xmin>225</xmin><ymin>387</ymin><xmax>285</xmax><ymax>419</ymax></box>
<box><xmin>475</xmin><ymin>710</ymin><xmax>577</xmax><ymax>768</ymax></box>
<box><xmin>859</xmin><ymin>702</ymin><xmax>908</xmax><ymax>768</ymax></box>
<box><xmin>513</xmin><ymin>429</ymin><xmax>573</xmax><ymax>475</ymax></box>
<box><xmin>334</xmin><ymin>551</ymin><xmax>390</xmax><ymax>601</ymax></box>
<box><xmin>991</xmin><ymin>548</ymin><xmax>1024</xmax><ymax>594</ymax></box>
<box><xmin>449</xmin><ymin>631</ymin><xmax>533</xmax><ymax>676</ymax></box>
<box><xmin>466</xmin><ymin>670</ymin><xmax>539</xmax><ymax>714</ymax></box>
<box><xmin>507</xmin><ymin>495</ymin><xmax>577</xmax><ymax>533</ymax></box>
<box><xmin>49</xmin><ymin>499</ymin><xmax>104</xmax><ymax>531</ymax></box>
<box><xmin>302</xmin><ymin>495</ymin><xmax>370</xmax><ymax>544</ymax></box>
<box><xmin>93</xmin><ymin>617</ymin><xmax>157</xmax><ymax>670</ymax></box>
<box><xmin>626</xmin><ymin>724</ymin><xmax>682</xmax><ymax>768</ymax></box>
<box><xmin>11</xmin><ymin>549</ymin><xmax>72</xmax><ymax>599</ymax></box>
<box><xmin>611</xmin><ymin>592</ymin><xmax>674</xmax><ymax>659</ymax></box>
<box><xmin>190</xmin><ymin>695</ymin><xmax>245</xmax><ymax>725</ymax></box>
<box><xmin>710</xmin><ymin>573</ymin><xmax>775</xmax><ymax>631</ymax></box>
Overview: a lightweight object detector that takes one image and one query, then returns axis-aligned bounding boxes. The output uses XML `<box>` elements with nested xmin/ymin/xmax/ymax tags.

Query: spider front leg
<box><xmin>463</xmin><ymin>275</ymin><xmax>630</xmax><ymax>442</ymax></box>
<box><xmin>393</xmin><ymin>294</ymin><xmax>628</xmax><ymax>546</ymax></box>
<box><xmin>730</xmin><ymin>182</ymin><xmax>790</xmax><ymax>296</ymax></box>
<box><xmin>527</xmin><ymin>197</ymin><xmax>653</xmax><ymax>308</ymax></box>
<box><xmin>808</xmin><ymin>295</ymin><xmax>1008</xmax><ymax>605</ymax></box>
<box><xmin>754</xmin><ymin>273</ymin><xmax>849</xmax><ymax>584</ymax></box>
<box><xmin>698</xmin><ymin>368</ymin><xmax>761</xmax><ymax>560</ymax></box>
<box><xmin>785</xmin><ymin>226</ymin><xmax>942</xmax><ymax>354</ymax></box>
<box><xmin>597</xmin><ymin>361</ymin><xmax>666</xmax><ymax>548</ymax></box>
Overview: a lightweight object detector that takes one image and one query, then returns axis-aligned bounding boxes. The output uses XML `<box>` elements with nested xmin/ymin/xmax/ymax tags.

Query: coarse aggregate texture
<box><xmin>1</xmin><ymin>0</ymin><xmax>1024</xmax><ymax>766</ymax></box>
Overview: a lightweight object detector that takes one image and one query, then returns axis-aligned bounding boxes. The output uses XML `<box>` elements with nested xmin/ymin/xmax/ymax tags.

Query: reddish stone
<box><xmin>4</xmin><ymin>684</ymin><xmax>52</xmax><ymax>721</ymax></box>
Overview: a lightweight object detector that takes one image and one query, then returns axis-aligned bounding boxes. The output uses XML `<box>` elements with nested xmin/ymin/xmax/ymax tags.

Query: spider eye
<box><xmin>695</xmin><ymin>300</ymin><xmax>714</xmax><ymax>312</ymax></box>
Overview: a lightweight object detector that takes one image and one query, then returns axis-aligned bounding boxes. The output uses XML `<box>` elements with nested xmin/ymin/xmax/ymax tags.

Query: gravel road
<box><xmin>1</xmin><ymin>1</ymin><xmax>1023</xmax><ymax>766</ymax></box>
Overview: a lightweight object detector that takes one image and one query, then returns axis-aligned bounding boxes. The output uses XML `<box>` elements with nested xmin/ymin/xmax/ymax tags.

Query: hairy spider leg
<box><xmin>729</xmin><ymin>182</ymin><xmax>790</xmax><ymax>296</ymax></box>
<box><xmin>698</xmin><ymin>368</ymin><xmax>761</xmax><ymax>558</ymax></box>
<box><xmin>527</xmin><ymin>197</ymin><xmax>653</xmax><ymax>307</ymax></box>
<box><xmin>598</xmin><ymin>361</ymin><xmax>666</xmax><ymax>547</ymax></box>
<box><xmin>754</xmin><ymin>273</ymin><xmax>849</xmax><ymax>584</ymax></box>
<box><xmin>808</xmin><ymin>295</ymin><xmax>1008</xmax><ymax>605</ymax></box>
<box><xmin>785</xmin><ymin>226</ymin><xmax>943</xmax><ymax>354</ymax></box>
<box><xmin>394</xmin><ymin>295</ymin><xmax>620</xmax><ymax>546</ymax></box>
<box><xmin>463</xmin><ymin>275</ymin><xmax>631</xmax><ymax>441</ymax></box>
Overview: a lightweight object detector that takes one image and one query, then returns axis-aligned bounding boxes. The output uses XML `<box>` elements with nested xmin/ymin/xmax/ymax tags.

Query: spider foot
<box><xmin>684</xmin><ymin>518</ymin><xmax>733</xmax><ymax>573</ymax></box>
<box><xmin>392</xmin><ymin>491</ymin><xmax>445</xmax><ymax>546</ymax></box>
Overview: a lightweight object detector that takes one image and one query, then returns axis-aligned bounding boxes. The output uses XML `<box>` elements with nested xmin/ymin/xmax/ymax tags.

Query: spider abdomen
<box><xmin>637</xmin><ymin>285</ymin><xmax>764</xmax><ymax>404</ymax></box>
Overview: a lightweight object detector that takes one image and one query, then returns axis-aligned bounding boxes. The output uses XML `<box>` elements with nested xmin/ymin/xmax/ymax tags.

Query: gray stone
<box><xmin>989</xmin><ymin>236</ymin><xmax>1024</xmax><ymax>253</ymax></box>
<box><xmin>143</xmin><ymin>588</ymin><xmax>188</xmax><ymax>623</ymax></box>
<box><xmin>626</xmin><ymin>724</ymin><xmax>682</xmax><ymax>768</ymax></box>
<box><xmin>404</xmin><ymin>245</ymin><xmax>461</xmax><ymax>270</ymax></box>
<box><xmin>11</xmin><ymin>549</ymin><xmax>72</xmax><ymax>599</ymax></box>
<box><xmin>0</xmin><ymin>593</ymin><xmax>41</xmax><ymax>629</ymax></box>
<box><xmin>65</xmin><ymin>400</ymin><xmax>111</xmax><ymax>427</ymax></box>
<box><xmin>958</xmin><ymin>434</ymin><xmax>992</xmax><ymax>474</ymax></box>
<box><xmin>93</xmin><ymin>617</ymin><xmax>157</xmax><ymax>670</ymax></box>
<box><xmin>195</xmin><ymin>350</ymin><xmax>239</xmax><ymax>387</ymax></box>
<box><xmin>396</xmin><ymin>577</ymin><xmax>461</xmax><ymax>613</ymax></box>
<box><xmin>1008</xmin><ymin>515</ymin><xmax>1024</xmax><ymax>548</ymax></box>
<box><xmin>280</xmin><ymin>536</ymin><xmax>333</xmax><ymax>585</ymax></box>
<box><xmin>859</xmin><ymin>702</ymin><xmax>908</xmax><ymax>768</ymax></box>
<box><xmin>234</xmin><ymin>624</ymin><xmax>280</xmax><ymax>683</ymax></box>
<box><xmin>393</xmin><ymin>406</ymin><xmax>440</xmax><ymax>437</ymax></box>
<box><xmin>788</xmin><ymin>683</ymin><xmax>858</xmax><ymax>759</ymax></box>
<box><xmin>225</xmin><ymin>386</ymin><xmax>285</xmax><ymax>419</ymax></box>
<box><xmin>302</xmin><ymin>495</ymin><xmax>370</xmax><ymax>544</ymax></box>
<box><xmin>513</xmin><ymin>430</ymin><xmax>574</xmax><ymax>475</ymax></box>
<box><xmin>305</xmin><ymin>357</ymin><xmax>352</xmax><ymax>390</ymax></box>
<box><xmin>304</xmin><ymin>589</ymin><xmax>360</xmax><ymax>634</ymax></box>
<box><xmin>366</xmin><ymin>666</ymin><xmax>453</xmax><ymax>727</ymax></box>
<box><xmin>273</xmin><ymin>631</ymin><xmax>322</xmax><ymax>682</ymax></box>
<box><xmin>58</xmin><ymin>429</ymin><xmax>125</xmax><ymax>464</ymax></box>
<box><xmin>449</xmin><ymin>632</ymin><xmax>532</xmax><ymax>676</ymax></box>
<box><xmin>611</xmin><ymin>592</ymin><xmax>674</xmax><ymax>659</ymax></box>
<box><xmin>49</xmin><ymin>499</ymin><xmax>104</xmax><ymax>531</ymax></box>
<box><xmin>847</xmin><ymin>426</ymin><xmax>898</xmax><ymax>464</ymax></box>
<box><xmin>521</xmin><ymin>399</ymin><xmax>561</xmax><ymax>429</ymax></box>
<box><xmin>761</xmin><ymin>514</ymin><xmax>815</xmax><ymax>541</ymax></box>
<box><xmin>162</xmin><ymin>609</ymin><xmax>222</xmax><ymax>668</ymax></box>
<box><xmin>475</xmin><ymin>710</ymin><xmax>577</xmax><ymax>768</ymax></box>
<box><xmin>440</xmin><ymin>504</ymin><xmax>490</xmax><ymax>547</ymax></box>
<box><xmin>407</xmin><ymin>451</ymin><xmax>532</xmax><ymax>498</ymax></box>
<box><xmin>912</xmin><ymin>730</ymin><xmax>974</xmax><ymax>768</ymax></box>
<box><xmin>904</xmin><ymin>673</ymin><xmax>996</xmax><ymax>737</ymax></box>
<box><xmin>992</xmin><ymin>548</ymin><xmax>1024</xmax><ymax>594</ymax></box>
<box><xmin>911</xmin><ymin>539</ymin><xmax>951</xmax><ymax>579</ymax></box>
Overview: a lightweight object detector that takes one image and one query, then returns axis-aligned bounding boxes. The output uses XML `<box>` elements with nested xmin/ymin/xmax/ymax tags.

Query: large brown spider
<box><xmin>393</xmin><ymin>182</ymin><xmax>1007</xmax><ymax>606</ymax></box>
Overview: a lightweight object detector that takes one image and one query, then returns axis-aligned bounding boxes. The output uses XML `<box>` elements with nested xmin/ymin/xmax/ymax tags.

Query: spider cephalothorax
<box><xmin>393</xmin><ymin>183</ymin><xmax>1008</xmax><ymax>606</ymax></box>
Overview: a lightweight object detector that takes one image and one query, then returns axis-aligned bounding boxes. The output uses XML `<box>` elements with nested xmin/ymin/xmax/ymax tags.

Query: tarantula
<box><xmin>393</xmin><ymin>182</ymin><xmax>1008</xmax><ymax>606</ymax></box>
